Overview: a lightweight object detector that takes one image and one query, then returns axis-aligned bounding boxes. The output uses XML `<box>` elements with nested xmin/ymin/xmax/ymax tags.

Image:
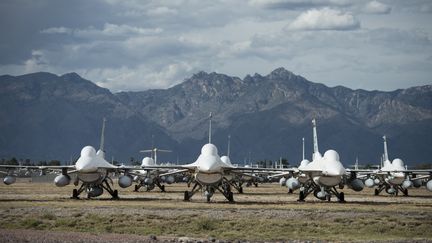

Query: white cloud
<box><xmin>147</xmin><ymin>6</ymin><xmax>177</xmax><ymax>16</ymax></box>
<box><xmin>83</xmin><ymin>62</ymin><xmax>197</xmax><ymax>91</ymax></box>
<box><xmin>24</xmin><ymin>50</ymin><xmax>50</xmax><ymax>73</ymax></box>
<box><xmin>364</xmin><ymin>1</ymin><xmax>391</xmax><ymax>14</ymax></box>
<box><xmin>40</xmin><ymin>27</ymin><xmax>72</xmax><ymax>34</ymax></box>
<box><xmin>1</xmin><ymin>1</ymin><xmax>431</xmax><ymax>92</ymax></box>
<box><xmin>287</xmin><ymin>8</ymin><xmax>360</xmax><ymax>31</ymax></box>
<box><xmin>249</xmin><ymin>0</ymin><xmax>351</xmax><ymax>9</ymax></box>
<box><xmin>41</xmin><ymin>23</ymin><xmax>163</xmax><ymax>39</ymax></box>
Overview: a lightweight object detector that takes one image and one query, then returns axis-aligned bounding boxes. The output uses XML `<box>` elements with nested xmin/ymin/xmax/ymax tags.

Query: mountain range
<box><xmin>1</xmin><ymin>68</ymin><xmax>431</xmax><ymax>166</ymax></box>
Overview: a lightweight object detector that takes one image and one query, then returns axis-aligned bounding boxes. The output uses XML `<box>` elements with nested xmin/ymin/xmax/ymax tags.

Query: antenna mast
<box><xmin>208</xmin><ymin>112</ymin><xmax>212</xmax><ymax>144</ymax></box>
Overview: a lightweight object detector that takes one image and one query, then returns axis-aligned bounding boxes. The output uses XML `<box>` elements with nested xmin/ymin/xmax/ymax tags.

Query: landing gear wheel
<box><xmin>72</xmin><ymin>189</ymin><xmax>79</xmax><ymax>199</ymax></box>
<box><xmin>112</xmin><ymin>190</ymin><xmax>119</xmax><ymax>200</ymax></box>
<box><xmin>228</xmin><ymin>192</ymin><xmax>234</xmax><ymax>203</ymax></box>
<box><xmin>374</xmin><ymin>189</ymin><xmax>379</xmax><ymax>196</ymax></box>
<box><xmin>339</xmin><ymin>192</ymin><xmax>345</xmax><ymax>203</ymax></box>
<box><xmin>313</xmin><ymin>189</ymin><xmax>320</xmax><ymax>199</ymax></box>
<box><xmin>206</xmin><ymin>194</ymin><xmax>211</xmax><ymax>203</ymax></box>
<box><xmin>184</xmin><ymin>191</ymin><xmax>190</xmax><ymax>201</ymax></box>
<box><xmin>326</xmin><ymin>194</ymin><xmax>331</xmax><ymax>202</ymax></box>
<box><xmin>403</xmin><ymin>189</ymin><xmax>408</xmax><ymax>196</ymax></box>
<box><xmin>288</xmin><ymin>189</ymin><xmax>293</xmax><ymax>194</ymax></box>
<box><xmin>134</xmin><ymin>185</ymin><xmax>139</xmax><ymax>192</ymax></box>
<box><xmin>298</xmin><ymin>191</ymin><xmax>305</xmax><ymax>202</ymax></box>
<box><xmin>239</xmin><ymin>187</ymin><xmax>243</xmax><ymax>194</ymax></box>
<box><xmin>161</xmin><ymin>185</ymin><xmax>165</xmax><ymax>192</ymax></box>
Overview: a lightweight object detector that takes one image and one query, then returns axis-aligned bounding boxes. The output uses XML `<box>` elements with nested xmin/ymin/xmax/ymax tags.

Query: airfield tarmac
<box><xmin>0</xmin><ymin>179</ymin><xmax>431</xmax><ymax>242</ymax></box>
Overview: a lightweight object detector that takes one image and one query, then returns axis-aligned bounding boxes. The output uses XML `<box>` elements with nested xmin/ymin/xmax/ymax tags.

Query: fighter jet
<box><xmin>142</xmin><ymin>113</ymin><xmax>283</xmax><ymax>202</ymax></box>
<box><xmin>1</xmin><ymin>118</ymin><xmax>135</xmax><ymax>199</ymax></box>
<box><xmin>361</xmin><ymin>136</ymin><xmax>432</xmax><ymax>196</ymax></box>
<box><xmin>131</xmin><ymin>150</ymin><xmax>176</xmax><ymax>193</ymax></box>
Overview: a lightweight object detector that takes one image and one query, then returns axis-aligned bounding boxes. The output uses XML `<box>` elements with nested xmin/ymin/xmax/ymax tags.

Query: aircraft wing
<box><xmin>158</xmin><ymin>169</ymin><xmax>191</xmax><ymax>177</ymax></box>
<box><xmin>401</xmin><ymin>169</ymin><xmax>432</xmax><ymax>173</ymax></box>
<box><xmin>223</xmin><ymin>166</ymin><xmax>296</xmax><ymax>172</ymax></box>
<box><xmin>0</xmin><ymin>164</ymin><xmax>75</xmax><ymax>170</ymax></box>
<box><xmin>140</xmin><ymin>165</ymin><xmax>193</xmax><ymax>170</ymax></box>
<box><xmin>373</xmin><ymin>169</ymin><xmax>432</xmax><ymax>174</ymax></box>
<box><xmin>345</xmin><ymin>168</ymin><xmax>376</xmax><ymax>173</ymax></box>
<box><xmin>267</xmin><ymin>171</ymin><xmax>299</xmax><ymax>179</ymax></box>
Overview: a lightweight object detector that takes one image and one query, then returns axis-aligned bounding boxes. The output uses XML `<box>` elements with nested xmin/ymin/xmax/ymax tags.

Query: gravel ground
<box><xmin>0</xmin><ymin>181</ymin><xmax>431</xmax><ymax>242</ymax></box>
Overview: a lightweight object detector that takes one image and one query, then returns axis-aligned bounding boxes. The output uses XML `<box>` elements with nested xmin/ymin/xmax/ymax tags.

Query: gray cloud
<box><xmin>287</xmin><ymin>7</ymin><xmax>360</xmax><ymax>31</ymax></box>
<box><xmin>0</xmin><ymin>0</ymin><xmax>431</xmax><ymax>92</ymax></box>
<box><xmin>363</xmin><ymin>1</ymin><xmax>391</xmax><ymax>14</ymax></box>
<box><xmin>249</xmin><ymin>0</ymin><xmax>352</xmax><ymax>10</ymax></box>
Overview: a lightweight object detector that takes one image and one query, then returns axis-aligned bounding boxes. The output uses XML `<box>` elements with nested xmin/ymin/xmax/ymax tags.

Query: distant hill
<box><xmin>1</xmin><ymin>68</ymin><xmax>431</xmax><ymax>166</ymax></box>
<box><xmin>0</xmin><ymin>72</ymin><xmax>178</xmax><ymax>163</ymax></box>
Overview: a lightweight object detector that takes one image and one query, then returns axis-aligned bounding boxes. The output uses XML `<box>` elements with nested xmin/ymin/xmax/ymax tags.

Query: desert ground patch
<box><xmin>0</xmin><ymin>179</ymin><xmax>431</xmax><ymax>242</ymax></box>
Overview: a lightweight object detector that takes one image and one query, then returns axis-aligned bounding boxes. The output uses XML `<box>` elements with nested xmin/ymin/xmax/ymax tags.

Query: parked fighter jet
<box><xmin>1</xmin><ymin>118</ymin><xmax>135</xmax><ymax>199</ymax></box>
<box><xmin>131</xmin><ymin>155</ymin><xmax>176</xmax><ymax>192</ymax></box>
<box><xmin>361</xmin><ymin>136</ymin><xmax>432</xmax><ymax>196</ymax></box>
<box><xmin>142</xmin><ymin>113</ymin><xmax>282</xmax><ymax>202</ymax></box>
<box><xmin>280</xmin><ymin>119</ymin><xmax>365</xmax><ymax>202</ymax></box>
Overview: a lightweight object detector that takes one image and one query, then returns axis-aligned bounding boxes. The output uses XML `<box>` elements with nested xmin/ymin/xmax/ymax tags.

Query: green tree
<box><xmin>8</xmin><ymin>157</ymin><xmax>19</xmax><ymax>165</ymax></box>
<box><xmin>48</xmin><ymin>160</ymin><xmax>61</xmax><ymax>166</ymax></box>
<box><xmin>24</xmin><ymin>159</ymin><xmax>32</xmax><ymax>166</ymax></box>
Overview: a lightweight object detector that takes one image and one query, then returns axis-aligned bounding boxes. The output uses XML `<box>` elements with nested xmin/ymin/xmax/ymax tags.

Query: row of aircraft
<box><xmin>1</xmin><ymin>114</ymin><xmax>431</xmax><ymax>203</ymax></box>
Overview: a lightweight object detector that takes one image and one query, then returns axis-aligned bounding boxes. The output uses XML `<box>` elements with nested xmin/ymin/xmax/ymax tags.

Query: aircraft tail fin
<box><xmin>302</xmin><ymin>137</ymin><xmax>305</xmax><ymax>161</ymax></box>
<box><xmin>100</xmin><ymin>118</ymin><xmax>106</xmax><ymax>152</ymax></box>
<box><xmin>208</xmin><ymin>112</ymin><xmax>212</xmax><ymax>144</ymax></box>
<box><xmin>312</xmin><ymin>119</ymin><xmax>320</xmax><ymax>160</ymax></box>
<box><xmin>383</xmin><ymin>135</ymin><xmax>389</xmax><ymax>162</ymax></box>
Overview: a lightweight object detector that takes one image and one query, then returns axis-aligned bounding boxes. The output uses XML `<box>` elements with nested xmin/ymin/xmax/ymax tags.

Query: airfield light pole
<box><xmin>227</xmin><ymin>134</ymin><xmax>231</xmax><ymax>157</ymax></box>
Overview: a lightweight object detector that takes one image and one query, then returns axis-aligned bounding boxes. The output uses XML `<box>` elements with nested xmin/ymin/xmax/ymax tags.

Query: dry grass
<box><xmin>0</xmin><ymin>179</ymin><xmax>431</xmax><ymax>241</ymax></box>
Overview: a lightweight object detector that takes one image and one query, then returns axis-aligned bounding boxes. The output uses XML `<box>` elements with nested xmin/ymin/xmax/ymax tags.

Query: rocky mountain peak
<box><xmin>267</xmin><ymin>67</ymin><xmax>296</xmax><ymax>79</ymax></box>
<box><xmin>61</xmin><ymin>72</ymin><xmax>84</xmax><ymax>82</ymax></box>
<box><xmin>1</xmin><ymin>70</ymin><xmax>431</xmax><ymax>164</ymax></box>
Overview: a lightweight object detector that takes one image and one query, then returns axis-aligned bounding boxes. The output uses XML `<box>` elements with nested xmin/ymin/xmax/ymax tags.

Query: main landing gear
<box><xmin>374</xmin><ymin>184</ymin><xmax>408</xmax><ymax>196</ymax></box>
<box><xmin>134</xmin><ymin>180</ymin><xmax>166</xmax><ymax>192</ymax></box>
<box><xmin>71</xmin><ymin>179</ymin><xmax>119</xmax><ymax>200</ymax></box>
<box><xmin>226</xmin><ymin>179</ymin><xmax>244</xmax><ymax>194</ymax></box>
<box><xmin>297</xmin><ymin>181</ymin><xmax>345</xmax><ymax>203</ymax></box>
<box><xmin>183</xmin><ymin>180</ymin><xmax>234</xmax><ymax>203</ymax></box>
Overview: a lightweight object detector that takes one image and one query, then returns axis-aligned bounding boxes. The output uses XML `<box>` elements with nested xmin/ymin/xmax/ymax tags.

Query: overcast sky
<box><xmin>0</xmin><ymin>0</ymin><xmax>431</xmax><ymax>91</ymax></box>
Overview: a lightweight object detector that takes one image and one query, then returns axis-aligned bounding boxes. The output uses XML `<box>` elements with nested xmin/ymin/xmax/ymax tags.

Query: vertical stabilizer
<box><xmin>383</xmin><ymin>135</ymin><xmax>389</xmax><ymax>162</ymax></box>
<box><xmin>302</xmin><ymin>137</ymin><xmax>305</xmax><ymax>160</ymax></box>
<box><xmin>100</xmin><ymin>118</ymin><xmax>106</xmax><ymax>152</ymax></box>
<box><xmin>312</xmin><ymin>119</ymin><xmax>320</xmax><ymax>160</ymax></box>
<box><xmin>208</xmin><ymin>112</ymin><xmax>213</xmax><ymax>144</ymax></box>
<box><xmin>97</xmin><ymin>117</ymin><xmax>107</xmax><ymax>159</ymax></box>
<box><xmin>227</xmin><ymin>134</ymin><xmax>231</xmax><ymax>157</ymax></box>
<box><xmin>151</xmin><ymin>134</ymin><xmax>155</xmax><ymax>160</ymax></box>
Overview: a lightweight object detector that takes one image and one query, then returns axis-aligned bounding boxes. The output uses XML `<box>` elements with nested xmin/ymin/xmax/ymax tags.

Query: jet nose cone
<box><xmin>75</xmin><ymin>157</ymin><xmax>97</xmax><ymax>172</ymax></box>
<box><xmin>198</xmin><ymin>157</ymin><xmax>221</xmax><ymax>173</ymax></box>
<box><xmin>323</xmin><ymin>166</ymin><xmax>345</xmax><ymax>176</ymax></box>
